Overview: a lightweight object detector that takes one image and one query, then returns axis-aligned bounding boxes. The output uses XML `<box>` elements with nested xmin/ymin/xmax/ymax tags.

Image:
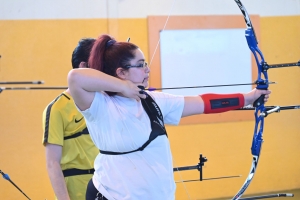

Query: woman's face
<box><xmin>124</xmin><ymin>48</ymin><xmax>150</xmax><ymax>88</ymax></box>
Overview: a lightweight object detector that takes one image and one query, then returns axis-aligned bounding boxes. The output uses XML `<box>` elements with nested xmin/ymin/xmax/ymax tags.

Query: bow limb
<box><xmin>232</xmin><ymin>0</ymin><xmax>268</xmax><ymax>199</ymax></box>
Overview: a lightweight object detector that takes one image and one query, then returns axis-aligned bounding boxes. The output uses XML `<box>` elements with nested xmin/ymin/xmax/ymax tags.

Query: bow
<box><xmin>232</xmin><ymin>0</ymin><xmax>299</xmax><ymax>199</ymax></box>
<box><xmin>232</xmin><ymin>1</ymin><xmax>269</xmax><ymax>198</ymax></box>
<box><xmin>145</xmin><ymin>1</ymin><xmax>299</xmax><ymax>199</ymax></box>
<box><xmin>149</xmin><ymin>0</ymin><xmax>269</xmax><ymax>199</ymax></box>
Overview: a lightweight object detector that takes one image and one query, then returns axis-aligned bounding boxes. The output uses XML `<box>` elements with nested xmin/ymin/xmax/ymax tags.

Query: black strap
<box><xmin>64</xmin><ymin>127</ymin><xmax>89</xmax><ymax>140</ymax></box>
<box><xmin>100</xmin><ymin>93</ymin><xmax>167</xmax><ymax>155</ymax></box>
<box><xmin>62</xmin><ymin>168</ymin><xmax>95</xmax><ymax>177</ymax></box>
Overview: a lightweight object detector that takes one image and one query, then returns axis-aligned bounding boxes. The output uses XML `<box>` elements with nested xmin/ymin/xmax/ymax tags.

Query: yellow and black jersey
<box><xmin>42</xmin><ymin>91</ymin><xmax>98</xmax><ymax>171</ymax></box>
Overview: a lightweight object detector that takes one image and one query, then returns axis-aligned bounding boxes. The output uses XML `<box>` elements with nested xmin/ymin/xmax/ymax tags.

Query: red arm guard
<box><xmin>200</xmin><ymin>93</ymin><xmax>244</xmax><ymax>114</ymax></box>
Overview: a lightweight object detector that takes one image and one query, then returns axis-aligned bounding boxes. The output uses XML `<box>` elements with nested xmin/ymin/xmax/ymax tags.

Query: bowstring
<box><xmin>148</xmin><ymin>0</ymin><xmax>192</xmax><ymax>199</ymax></box>
<box><xmin>148</xmin><ymin>0</ymin><xmax>175</xmax><ymax>67</ymax></box>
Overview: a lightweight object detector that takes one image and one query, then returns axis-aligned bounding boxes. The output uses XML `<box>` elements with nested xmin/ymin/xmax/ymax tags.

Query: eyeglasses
<box><xmin>124</xmin><ymin>62</ymin><xmax>148</xmax><ymax>69</ymax></box>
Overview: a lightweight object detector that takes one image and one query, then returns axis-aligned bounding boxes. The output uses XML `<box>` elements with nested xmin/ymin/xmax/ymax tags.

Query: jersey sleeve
<box><xmin>42</xmin><ymin>105</ymin><xmax>64</xmax><ymax>146</ymax></box>
<box><xmin>149</xmin><ymin>91</ymin><xmax>184</xmax><ymax>125</ymax></box>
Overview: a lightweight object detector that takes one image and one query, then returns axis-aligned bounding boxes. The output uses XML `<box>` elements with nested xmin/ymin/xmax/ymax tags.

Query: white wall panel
<box><xmin>0</xmin><ymin>0</ymin><xmax>299</xmax><ymax>20</ymax></box>
<box><xmin>160</xmin><ymin>29</ymin><xmax>252</xmax><ymax>96</ymax></box>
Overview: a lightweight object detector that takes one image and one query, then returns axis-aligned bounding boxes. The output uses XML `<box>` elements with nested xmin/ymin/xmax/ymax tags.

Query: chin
<box><xmin>143</xmin><ymin>81</ymin><xmax>149</xmax><ymax>88</ymax></box>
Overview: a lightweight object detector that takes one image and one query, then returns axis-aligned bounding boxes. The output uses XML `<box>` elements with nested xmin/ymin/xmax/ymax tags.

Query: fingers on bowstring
<box><xmin>137</xmin><ymin>85</ymin><xmax>146</xmax><ymax>99</ymax></box>
<box><xmin>139</xmin><ymin>93</ymin><xmax>146</xmax><ymax>99</ymax></box>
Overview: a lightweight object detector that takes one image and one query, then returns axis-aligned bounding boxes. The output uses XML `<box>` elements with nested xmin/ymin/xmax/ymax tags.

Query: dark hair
<box><xmin>88</xmin><ymin>34</ymin><xmax>139</xmax><ymax>95</ymax></box>
<box><xmin>71</xmin><ymin>38</ymin><xmax>96</xmax><ymax>69</ymax></box>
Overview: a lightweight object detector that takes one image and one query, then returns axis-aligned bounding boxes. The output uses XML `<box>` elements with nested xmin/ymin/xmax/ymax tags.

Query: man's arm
<box><xmin>45</xmin><ymin>143</ymin><xmax>70</xmax><ymax>200</ymax></box>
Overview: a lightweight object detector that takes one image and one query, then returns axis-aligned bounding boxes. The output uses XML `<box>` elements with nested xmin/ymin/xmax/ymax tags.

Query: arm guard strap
<box><xmin>200</xmin><ymin>93</ymin><xmax>244</xmax><ymax>114</ymax></box>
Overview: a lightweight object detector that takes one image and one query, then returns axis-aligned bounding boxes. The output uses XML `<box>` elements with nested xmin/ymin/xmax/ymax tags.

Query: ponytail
<box><xmin>88</xmin><ymin>34</ymin><xmax>114</xmax><ymax>72</ymax></box>
<box><xmin>88</xmin><ymin>34</ymin><xmax>139</xmax><ymax>95</ymax></box>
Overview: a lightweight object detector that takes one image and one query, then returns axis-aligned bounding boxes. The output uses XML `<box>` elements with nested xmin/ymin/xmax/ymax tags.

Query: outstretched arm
<box><xmin>182</xmin><ymin>88</ymin><xmax>271</xmax><ymax>117</ymax></box>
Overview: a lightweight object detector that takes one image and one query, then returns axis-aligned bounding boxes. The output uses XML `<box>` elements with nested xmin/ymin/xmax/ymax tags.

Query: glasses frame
<box><xmin>124</xmin><ymin>62</ymin><xmax>148</xmax><ymax>69</ymax></box>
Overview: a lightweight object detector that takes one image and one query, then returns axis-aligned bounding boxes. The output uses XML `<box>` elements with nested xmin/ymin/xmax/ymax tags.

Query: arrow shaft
<box><xmin>147</xmin><ymin>82</ymin><xmax>276</xmax><ymax>91</ymax></box>
<box><xmin>239</xmin><ymin>193</ymin><xmax>294</xmax><ymax>200</ymax></box>
<box><xmin>0</xmin><ymin>81</ymin><xmax>44</xmax><ymax>84</ymax></box>
<box><xmin>1</xmin><ymin>170</ymin><xmax>31</xmax><ymax>200</ymax></box>
<box><xmin>175</xmin><ymin>175</ymin><xmax>241</xmax><ymax>183</ymax></box>
<box><xmin>0</xmin><ymin>86</ymin><xmax>67</xmax><ymax>90</ymax></box>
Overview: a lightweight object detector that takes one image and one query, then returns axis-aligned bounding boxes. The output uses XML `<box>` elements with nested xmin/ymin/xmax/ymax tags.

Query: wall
<box><xmin>0</xmin><ymin>0</ymin><xmax>299</xmax><ymax>199</ymax></box>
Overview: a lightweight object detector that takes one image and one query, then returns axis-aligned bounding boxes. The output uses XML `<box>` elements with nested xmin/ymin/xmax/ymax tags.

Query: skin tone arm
<box><xmin>68</xmin><ymin>62</ymin><xmax>270</xmax><ymax>117</ymax></box>
<box><xmin>45</xmin><ymin>144</ymin><xmax>70</xmax><ymax>200</ymax></box>
<box><xmin>68</xmin><ymin>68</ymin><xmax>146</xmax><ymax>111</ymax></box>
<box><xmin>181</xmin><ymin>89</ymin><xmax>271</xmax><ymax>117</ymax></box>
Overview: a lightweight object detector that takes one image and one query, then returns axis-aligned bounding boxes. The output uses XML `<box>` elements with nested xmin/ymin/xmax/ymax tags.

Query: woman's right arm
<box><xmin>68</xmin><ymin>68</ymin><xmax>145</xmax><ymax>110</ymax></box>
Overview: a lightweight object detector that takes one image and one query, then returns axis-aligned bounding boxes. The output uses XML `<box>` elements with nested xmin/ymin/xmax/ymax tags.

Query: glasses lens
<box><xmin>124</xmin><ymin>62</ymin><xmax>148</xmax><ymax>69</ymax></box>
<box><xmin>137</xmin><ymin>63</ymin><xmax>144</xmax><ymax>68</ymax></box>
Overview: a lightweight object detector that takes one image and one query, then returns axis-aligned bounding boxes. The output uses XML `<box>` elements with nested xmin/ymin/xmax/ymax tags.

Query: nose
<box><xmin>144</xmin><ymin>62</ymin><xmax>150</xmax><ymax>73</ymax></box>
<box><xmin>145</xmin><ymin>65</ymin><xmax>150</xmax><ymax>73</ymax></box>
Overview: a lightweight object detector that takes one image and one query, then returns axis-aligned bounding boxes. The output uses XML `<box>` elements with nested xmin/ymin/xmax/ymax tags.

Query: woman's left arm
<box><xmin>181</xmin><ymin>89</ymin><xmax>271</xmax><ymax>117</ymax></box>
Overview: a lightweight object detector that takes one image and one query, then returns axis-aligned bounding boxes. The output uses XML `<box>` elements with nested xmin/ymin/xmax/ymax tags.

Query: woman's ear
<box><xmin>116</xmin><ymin>67</ymin><xmax>127</xmax><ymax>80</ymax></box>
<box><xmin>79</xmin><ymin>62</ymin><xmax>87</xmax><ymax>68</ymax></box>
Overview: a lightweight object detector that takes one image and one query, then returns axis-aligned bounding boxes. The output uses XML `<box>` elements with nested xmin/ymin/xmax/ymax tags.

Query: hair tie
<box><xmin>106</xmin><ymin>39</ymin><xmax>116</xmax><ymax>48</ymax></box>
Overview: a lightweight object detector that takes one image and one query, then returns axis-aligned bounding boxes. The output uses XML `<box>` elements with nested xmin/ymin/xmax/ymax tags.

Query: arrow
<box><xmin>1</xmin><ymin>170</ymin><xmax>31</xmax><ymax>200</ymax></box>
<box><xmin>145</xmin><ymin>81</ymin><xmax>276</xmax><ymax>91</ymax></box>
<box><xmin>0</xmin><ymin>86</ymin><xmax>67</xmax><ymax>92</ymax></box>
<box><xmin>175</xmin><ymin>175</ymin><xmax>241</xmax><ymax>183</ymax></box>
<box><xmin>0</xmin><ymin>81</ymin><xmax>44</xmax><ymax>84</ymax></box>
<box><xmin>239</xmin><ymin>193</ymin><xmax>294</xmax><ymax>200</ymax></box>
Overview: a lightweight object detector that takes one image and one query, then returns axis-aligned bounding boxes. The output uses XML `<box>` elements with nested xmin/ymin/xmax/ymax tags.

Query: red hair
<box><xmin>88</xmin><ymin>34</ymin><xmax>139</xmax><ymax>95</ymax></box>
<box><xmin>88</xmin><ymin>34</ymin><xmax>138</xmax><ymax>76</ymax></box>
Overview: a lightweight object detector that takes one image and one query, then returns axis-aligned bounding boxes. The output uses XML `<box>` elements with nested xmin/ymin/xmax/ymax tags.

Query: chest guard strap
<box><xmin>100</xmin><ymin>93</ymin><xmax>167</xmax><ymax>155</ymax></box>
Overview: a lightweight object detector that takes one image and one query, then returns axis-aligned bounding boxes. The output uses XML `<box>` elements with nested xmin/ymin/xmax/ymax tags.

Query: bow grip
<box><xmin>253</xmin><ymin>87</ymin><xmax>267</xmax><ymax>107</ymax></box>
<box><xmin>253</xmin><ymin>93</ymin><xmax>265</xmax><ymax>107</ymax></box>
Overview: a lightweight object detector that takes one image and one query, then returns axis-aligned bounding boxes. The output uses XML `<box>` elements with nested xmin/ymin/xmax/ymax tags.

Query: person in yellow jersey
<box><xmin>42</xmin><ymin>38</ymin><xmax>99</xmax><ymax>200</ymax></box>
